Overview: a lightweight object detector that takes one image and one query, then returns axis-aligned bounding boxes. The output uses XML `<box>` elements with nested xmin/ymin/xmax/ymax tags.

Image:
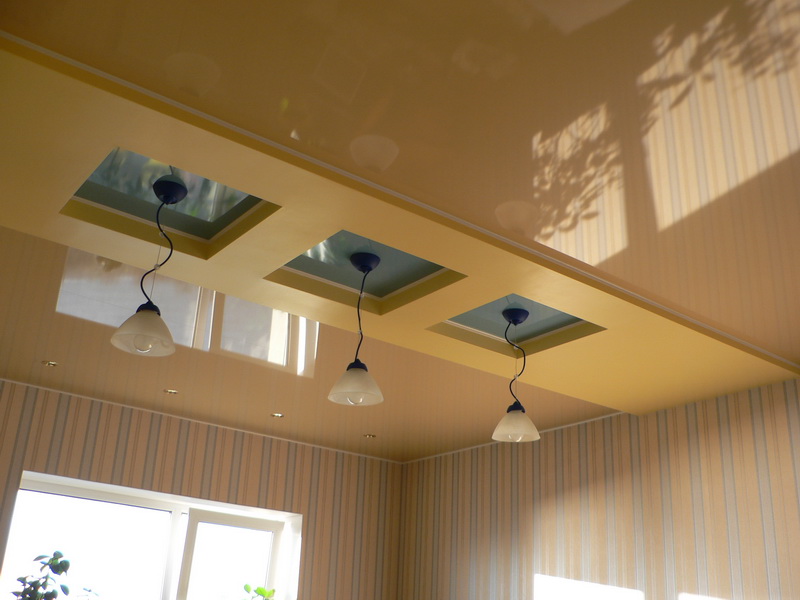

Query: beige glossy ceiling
<box><xmin>1</xmin><ymin>0</ymin><xmax>799</xmax><ymax>461</ymax></box>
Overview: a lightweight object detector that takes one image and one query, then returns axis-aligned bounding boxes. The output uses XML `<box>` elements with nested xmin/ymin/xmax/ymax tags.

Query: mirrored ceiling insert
<box><xmin>265</xmin><ymin>230</ymin><xmax>466</xmax><ymax>314</ymax></box>
<box><xmin>61</xmin><ymin>148</ymin><xmax>281</xmax><ymax>259</ymax></box>
<box><xmin>431</xmin><ymin>294</ymin><xmax>605</xmax><ymax>356</ymax></box>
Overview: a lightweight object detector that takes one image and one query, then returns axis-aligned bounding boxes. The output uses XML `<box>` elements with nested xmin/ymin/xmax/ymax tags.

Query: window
<box><xmin>533</xmin><ymin>574</ymin><xmax>644</xmax><ymax>600</ymax></box>
<box><xmin>179</xmin><ymin>512</ymin><xmax>280</xmax><ymax>600</ymax></box>
<box><xmin>0</xmin><ymin>473</ymin><xmax>301</xmax><ymax>600</ymax></box>
<box><xmin>56</xmin><ymin>248</ymin><xmax>319</xmax><ymax>376</ymax></box>
<box><xmin>216</xmin><ymin>295</ymin><xmax>319</xmax><ymax>376</ymax></box>
<box><xmin>56</xmin><ymin>248</ymin><xmax>213</xmax><ymax>350</ymax></box>
<box><xmin>221</xmin><ymin>296</ymin><xmax>289</xmax><ymax>365</ymax></box>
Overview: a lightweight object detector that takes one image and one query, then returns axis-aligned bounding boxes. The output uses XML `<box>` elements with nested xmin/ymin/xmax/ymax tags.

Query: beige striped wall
<box><xmin>0</xmin><ymin>380</ymin><xmax>403</xmax><ymax>600</ymax></box>
<box><xmin>399</xmin><ymin>380</ymin><xmax>800</xmax><ymax>600</ymax></box>
<box><xmin>2</xmin><ymin>377</ymin><xmax>799</xmax><ymax>599</ymax></box>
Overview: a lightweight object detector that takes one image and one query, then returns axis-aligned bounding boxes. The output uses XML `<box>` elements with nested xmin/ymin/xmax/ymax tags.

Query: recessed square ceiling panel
<box><xmin>431</xmin><ymin>294</ymin><xmax>605</xmax><ymax>356</ymax></box>
<box><xmin>61</xmin><ymin>148</ymin><xmax>280</xmax><ymax>258</ymax></box>
<box><xmin>265</xmin><ymin>230</ymin><xmax>466</xmax><ymax>313</ymax></box>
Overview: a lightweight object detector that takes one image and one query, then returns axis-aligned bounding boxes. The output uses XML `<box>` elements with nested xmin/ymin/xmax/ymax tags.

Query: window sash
<box><xmin>6</xmin><ymin>473</ymin><xmax>300</xmax><ymax>600</ymax></box>
<box><xmin>176</xmin><ymin>509</ymin><xmax>284</xmax><ymax>600</ymax></box>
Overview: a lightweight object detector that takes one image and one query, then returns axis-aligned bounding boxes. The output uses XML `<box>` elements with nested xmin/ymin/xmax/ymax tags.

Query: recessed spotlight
<box><xmin>363</xmin><ymin>433</ymin><xmax>376</xmax><ymax>438</ymax></box>
<box><xmin>271</xmin><ymin>413</ymin><xmax>285</xmax><ymax>418</ymax></box>
<box><xmin>163</xmin><ymin>389</ymin><xmax>179</xmax><ymax>395</ymax></box>
<box><xmin>41</xmin><ymin>361</ymin><xmax>58</xmax><ymax>367</ymax></box>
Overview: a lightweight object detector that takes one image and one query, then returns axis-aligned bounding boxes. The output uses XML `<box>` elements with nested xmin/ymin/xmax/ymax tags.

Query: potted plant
<box><xmin>11</xmin><ymin>551</ymin><xmax>70</xmax><ymax>600</ymax></box>
<box><xmin>243</xmin><ymin>584</ymin><xmax>274</xmax><ymax>600</ymax></box>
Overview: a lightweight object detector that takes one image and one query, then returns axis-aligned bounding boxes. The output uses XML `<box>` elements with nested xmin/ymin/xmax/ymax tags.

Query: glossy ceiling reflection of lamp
<box><xmin>110</xmin><ymin>173</ymin><xmax>188</xmax><ymax>357</ymax></box>
<box><xmin>349</xmin><ymin>134</ymin><xmax>400</xmax><ymax>173</ymax></box>
<box><xmin>328</xmin><ymin>252</ymin><xmax>384</xmax><ymax>406</ymax></box>
<box><xmin>492</xmin><ymin>307</ymin><xmax>541</xmax><ymax>442</ymax></box>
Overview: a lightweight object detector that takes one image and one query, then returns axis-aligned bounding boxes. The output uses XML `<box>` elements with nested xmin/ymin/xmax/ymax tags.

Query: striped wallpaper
<box><xmin>2</xmin><ymin>377</ymin><xmax>799</xmax><ymax>599</ymax></box>
<box><xmin>0</xmin><ymin>380</ymin><xmax>403</xmax><ymax>600</ymax></box>
<box><xmin>399</xmin><ymin>380</ymin><xmax>800</xmax><ymax>600</ymax></box>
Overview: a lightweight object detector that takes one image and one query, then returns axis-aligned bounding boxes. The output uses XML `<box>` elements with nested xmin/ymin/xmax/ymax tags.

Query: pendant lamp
<box><xmin>492</xmin><ymin>307</ymin><xmax>541</xmax><ymax>442</ymax></box>
<box><xmin>328</xmin><ymin>252</ymin><xmax>384</xmax><ymax>406</ymax></box>
<box><xmin>111</xmin><ymin>173</ymin><xmax>188</xmax><ymax>357</ymax></box>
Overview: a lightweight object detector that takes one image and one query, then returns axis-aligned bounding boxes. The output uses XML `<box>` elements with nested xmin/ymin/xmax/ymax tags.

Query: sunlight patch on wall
<box><xmin>533</xmin><ymin>574</ymin><xmax>644</xmax><ymax>599</ymax></box>
<box><xmin>495</xmin><ymin>103</ymin><xmax>627</xmax><ymax>266</ymax></box>
<box><xmin>639</xmin><ymin>0</ymin><xmax>800</xmax><ymax>231</ymax></box>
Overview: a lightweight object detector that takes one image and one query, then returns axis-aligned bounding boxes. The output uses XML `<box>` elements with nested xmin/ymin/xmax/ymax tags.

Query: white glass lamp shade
<box><xmin>111</xmin><ymin>301</ymin><xmax>175</xmax><ymax>357</ymax></box>
<box><xmin>492</xmin><ymin>402</ymin><xmax>540</xmax><ymax>442</ymax></box>
<box><xmin>328</xmin><ymin>359</ymin><xmax>383</xmax><ymax>406</ymax></box>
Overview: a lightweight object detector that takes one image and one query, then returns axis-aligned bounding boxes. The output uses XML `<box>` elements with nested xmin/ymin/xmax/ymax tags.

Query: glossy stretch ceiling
<box><xmin>1</xmin><ymin>0</ymin><xmax>799</xmax><ymax>460</ymax></box>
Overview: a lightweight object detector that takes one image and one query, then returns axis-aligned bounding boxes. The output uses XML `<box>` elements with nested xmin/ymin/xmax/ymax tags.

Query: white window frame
<box><xmin>211</xmin><ymin>294</ymin><xmax>319</xmax><ymax>377</ymax></box>
<box><xmin>55</xmin><ymin>248</ymin><xmax>319</xmax><ymax>377</ymax></box>
<box><xmin>175</xmin><ymin>509</ymin><xmax>284</xmax><ymax>600</ymax></box>
<box><xmin>10</xmin><ymin>472</ymin><xmax>302</xmax><ymax>600</ymax></box>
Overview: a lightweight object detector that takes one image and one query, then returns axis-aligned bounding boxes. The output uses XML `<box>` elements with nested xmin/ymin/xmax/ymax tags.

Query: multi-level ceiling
<box><xmin>1</xmin><ymin>0</ymin><xmax>799</xmax><ymax>461</ymax></box>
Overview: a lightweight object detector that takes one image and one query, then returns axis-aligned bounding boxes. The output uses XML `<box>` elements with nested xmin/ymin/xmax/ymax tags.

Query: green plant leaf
<box><xmin>60</xmin><ymin>584</ymin><xmax>69</xmax><ymax>595</ymax></box>
<box><xmin>244</xmin><ymin>584</ymin><xmax>252</xmax><ymax>593</ymax></box>
<box><xmin>34</xmin><ymin>556</ymin><xmax>48</xmax><ymax>562</ymax></box>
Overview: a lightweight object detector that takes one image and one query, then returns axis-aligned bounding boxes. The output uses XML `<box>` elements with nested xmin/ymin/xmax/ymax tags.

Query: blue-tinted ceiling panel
<box><xmin>74</xmin><ymin>148</ymin><xmax>268</xmax><ymax>240</ymax></box>
<box><xmin>285</xmin><ymin>230</ymin><xmax>444</xmax><ymax>298</ymax></box>
<box><xmin>448</xmin><ymin>294</ymin><xmax>582</xmax><ymax>342</ymax></box>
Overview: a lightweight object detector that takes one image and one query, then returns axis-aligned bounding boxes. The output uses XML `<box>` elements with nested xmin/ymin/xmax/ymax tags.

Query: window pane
<box><xmin>56</xmin><ymin>247</ymin><xmax>209</xmax><ymax>348</ymax></box>
<box><xmin>533</xmin><ymin>574</ymin><xmax>644</xmax><ymax>599</ymax></box>
<box><xmin>185</xmin><ymin>522</ymin><xmax>273</xmax><ymax>600</ymax></box>
<box><xmin>296</xmin><ymin>317</ymin><xmax>319</xmax><ymax>376</ymax></box>
<box><xmin>0</xmin><ymin>490</ymin><xmax>172</xmax><ymax>600</ymax></box>
<box><xmin>221</xmin><ymin>296</ymin><xmax>289</xmax><ymax>365</ymax></box>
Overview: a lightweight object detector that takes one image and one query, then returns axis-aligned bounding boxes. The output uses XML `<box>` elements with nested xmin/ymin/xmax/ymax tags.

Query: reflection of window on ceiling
<box><xmin>494</xmin><ymin>103</ymin><xmax>627</xmax><ymax>267</ymax></box>
<box><xmin>533</xmin><ymin>574</ymin><xmax>644</xmax><ymax>599</ymax></box>
<box><xmin>56</xmin><ymin>248</ymin><xmax>319</xmax><ymax>376</ymax></box>
<box><xmin>638</xmin><ymin>3</ymin><xmax>800</xmax><ymax>232</ymax></box>
<box><xmin>0</xmin><ymin>472</ymin><xmax>302</xmax><ymax>600</ymax></box>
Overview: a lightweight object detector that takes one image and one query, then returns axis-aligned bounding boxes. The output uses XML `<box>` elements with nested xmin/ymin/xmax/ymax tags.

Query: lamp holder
<box><xmin>152</xmin><ymin>174</ymin><xmax>188</xmax><ymax>205</ymax></box>
<box><xmin>506</xmin><ymin>398</ymin><xmax>526</xmax><ymax>413</ymax></box>
<box><xmin>502</xmin><ymin>307</ymin><xmax>529</xmax><ymax>326</ymax></box>
<box><xmin>136</xmin><ymin>299</ymin><xmax>162</xmax><ymax>316</ymax></box>
<box><xmin>350</xmin><ymin>252</ymin><xmax>381</xmax><ymax>273</ymax></box>
<box><xmin>347</xmin><ymin>358</ymin><xmax>369</xmax><ymax>371</ymax></box>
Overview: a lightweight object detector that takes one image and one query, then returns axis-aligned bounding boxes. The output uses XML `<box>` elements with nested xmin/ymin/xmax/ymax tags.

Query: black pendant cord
<box><xmin>139</xmin><ymin>202</ymin><xmax>174</xmax><ymax>304</ymax></box>
<box><xmin>504</xmin><ymin>321</ymin><xmax>527</xmax><ymax>404</ymax></box>
<box><xmin>352</xmin><ymin>269</ymin><xmax>370</xmax><ymax>362</ymax></box>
